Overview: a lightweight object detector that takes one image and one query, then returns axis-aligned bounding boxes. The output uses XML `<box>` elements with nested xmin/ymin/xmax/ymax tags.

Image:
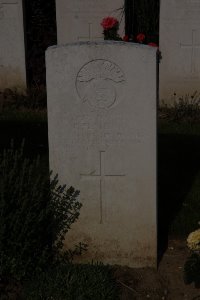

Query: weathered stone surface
<box><xmin>46</xmin><ymin>42</ymin><xmax>157</xmax><ymax>267</ymax></box>
<box><xmin>55</xmin><ymin>0</ymin><xmax>124</xmax><ymax>44</ymax></box>
<box><xmin>160</xmin><ymin>0</ymin><xmax>200</xmax><ymax>104</ymax></box>
<box><xmin>0</xmin><ymin>0</ymin><xmax>26</xmax><ymax>90</ymax></box>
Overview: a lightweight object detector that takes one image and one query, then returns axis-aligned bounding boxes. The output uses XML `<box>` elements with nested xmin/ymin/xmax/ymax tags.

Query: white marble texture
<box><xmin>46</xmin><ymin>41</ymin><xmax>157</xmax><ymax>267</ymax></box>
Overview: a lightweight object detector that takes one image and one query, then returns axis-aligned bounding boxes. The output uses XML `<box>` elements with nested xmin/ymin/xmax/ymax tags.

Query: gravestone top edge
<box><xmin>46</xmin><ymin>41</ymin><xmax>157</xmax><ymax>53</ymax></box>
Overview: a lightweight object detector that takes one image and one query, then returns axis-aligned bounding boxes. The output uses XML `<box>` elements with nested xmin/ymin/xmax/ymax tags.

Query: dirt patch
<box><xmin>115</xmin><ymin>239</ymin><xmax>200</xmax><ymax>300</ymax></box>
<box><xmin>1</xmin><ymin>239</ymin><xmax>200</xmax><ymax>299</ymax></box>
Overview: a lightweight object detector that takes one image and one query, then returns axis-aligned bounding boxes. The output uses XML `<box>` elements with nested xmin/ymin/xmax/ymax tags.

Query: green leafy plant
<box><xmin>0</xmin><ymin>140</ymin><xmax>82</xmax><ymax>281</ymax></box>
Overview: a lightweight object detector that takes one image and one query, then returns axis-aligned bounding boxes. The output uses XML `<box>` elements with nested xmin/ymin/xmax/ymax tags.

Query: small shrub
<box><xmin>173</xmin><ymin>92</ymin><xmax>200</xmax><ymax>121</ymax></box>
<box><xmin>0</xmin><ymin>140</ymin><xmax>82</xmax><ymax>281</ymax></box>
<box><xmin>159</xmin><ymin>92</ymin><xmax>200</xmax><ymax>122</ymax></box>
<box><xmin>0</xmin><ymin>85</ymin><xmax>47</xmax><ymax>112</ymax></box>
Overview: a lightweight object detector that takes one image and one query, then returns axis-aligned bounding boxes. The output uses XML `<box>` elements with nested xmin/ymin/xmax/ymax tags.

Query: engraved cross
<box><xmin>180</xmin><ymin>29</ymin><xmax>200</xmax><ymax>75</ymax></box>
<box><xmin>80</xmin><ymin>151</ymin><xmax>125</xmax><ymax>224</ymax></box>
<box><xmin>77</xmin><ymin>22</ymin><xmax>102</xmax><ymax>41</ymax></box>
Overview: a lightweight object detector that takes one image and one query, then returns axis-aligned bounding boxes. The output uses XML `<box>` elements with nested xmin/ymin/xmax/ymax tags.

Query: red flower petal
<box><xmin>123</xmin><ymin>35</ymin><xmax>129</xmax><ymax>42</ymax></box>
<box><xmin>100</xmin><ymin>17</ymin><xmax>119</xmax><ymax>30</ymax></box>
<box><xmin>136</xmin><ymin>33</ymin><xmax>145</xmax><ymax>43</ymax></box>
<box><xmin>148</xmin><ymin>42</ymin><xmax>158</xmax><ymax>48</ymax></box>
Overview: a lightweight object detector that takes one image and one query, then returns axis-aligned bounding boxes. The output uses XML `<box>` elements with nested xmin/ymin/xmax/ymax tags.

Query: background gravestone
<box><xmin>160</xmin><ymin>0</ymin><xmax>200</xmax><ymax>103</ymax></box>
<box><xmin>0</xmin><ymin>0</ymin><xmax>26</xmax><ymax>90</ymax></box>
<box><xmin>55</xmin><ymin>0</ymin><xmax>124</xmax><ymax>44</ymax></box>
<box><xmin>46</xmin><ymin>42</ymin><xmax>157</xmax><ymax>267</ymax></box>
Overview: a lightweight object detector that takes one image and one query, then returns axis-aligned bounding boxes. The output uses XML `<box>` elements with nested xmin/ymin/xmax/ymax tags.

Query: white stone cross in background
<box><xmin>160</xmin><ymin>0</ymin><xmax>200</xmax><ymax>103</ymax></box>
<box><xmin>78</xmin><ymin>23</ymin><xmax>102</xmax><ymax>41</ymax></box>
<box><xmin>180</xmin><ymin>29</ymin><xmax>200</xmax><ymax>76</ymax></box>
<box><xmin>55</xmin><ymin>0</ymin><xmax>124</xmax><ymax>44</ymax></box>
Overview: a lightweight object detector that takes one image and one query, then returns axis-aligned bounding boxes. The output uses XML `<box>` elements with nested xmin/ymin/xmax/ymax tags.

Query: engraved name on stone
<box><xmin>69</xmin><ymin>114</ymin><xmax>143</xmax><ymax>147</ymax></box>
<box><xmin>76</xmin><ymin>59</ymin><xmax>125</xmax><ymax>109</ymax></box>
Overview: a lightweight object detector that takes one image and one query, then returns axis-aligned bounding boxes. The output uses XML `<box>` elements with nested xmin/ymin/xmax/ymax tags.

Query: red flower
<box><xmin>148</xmin><ymin>42</ymin><xmax>158</xmax><ymax>48</ymax></box>
<box><xmin>100</xmin><ymin>17</ymin><xmax>119</xmax><ymax>30</ymax></box>
<box><xmin>123</xmin><ymin>35</ymin><xmax>129</xmax><ymax>42</ymax></box>
<box><xmin>136</xmin><ymin>33</ymin><xmax>145</xmax><ymax>43</ymax></box>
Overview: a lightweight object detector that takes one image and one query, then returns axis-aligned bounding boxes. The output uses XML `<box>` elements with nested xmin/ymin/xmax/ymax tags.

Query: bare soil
<box><xmin>115</xmin><ymin>239</ymin><xmax>200</xmax><ymax>300</ymax></box>
<box><xmin>1</xmin><ymin>239</ymin><xmax>200</xmax><ymax>299</ymax></box>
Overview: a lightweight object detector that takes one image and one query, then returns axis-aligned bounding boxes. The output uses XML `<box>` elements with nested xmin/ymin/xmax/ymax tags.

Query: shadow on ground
<box><xmin>158</xmin><ymin>133</ymin><xmax>200</xmax><ymax>261</ymax></box>
<box><xmin>0</xmin><ymin>120</ymin><xmax>48</xmax><ymax>156</ymax></box>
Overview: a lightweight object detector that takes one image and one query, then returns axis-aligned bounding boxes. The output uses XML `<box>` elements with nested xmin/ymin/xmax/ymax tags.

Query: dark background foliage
<box><xmin>125</xmin><ymin>0</ymin><xmax>160</xmax><ymax>42</ymax></box>
<box><xmin>24</xmin><ymin>0</ymin><xmax>57</xmax><ymax>86</ymax></box>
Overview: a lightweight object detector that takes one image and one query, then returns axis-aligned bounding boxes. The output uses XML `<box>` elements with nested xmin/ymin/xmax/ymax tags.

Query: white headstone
<box><xmin>160</xmin><ymin>0</ymin><xmax>200</xmax><ymax>104</ymax></box>
<box><xmin>46</xmin><ymin>42</ymin><xmax>157</xmax><ymax>267</ymax></box>
<box><xmin>55</xmin><ymin>0</ymin><xmax>124</xmax><ymax>44</ymax></box>
<box><xmin>0</xmin><ymin>0</ymin><xmax>26</xmax><ymax>90</ymax></box>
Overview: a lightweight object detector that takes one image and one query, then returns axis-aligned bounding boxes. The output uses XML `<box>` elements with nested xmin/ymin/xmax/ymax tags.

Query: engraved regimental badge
<box><xmin>76</xmin><ymin>59</ymin><xmax>125</xmax><ymax>109</ymax></box>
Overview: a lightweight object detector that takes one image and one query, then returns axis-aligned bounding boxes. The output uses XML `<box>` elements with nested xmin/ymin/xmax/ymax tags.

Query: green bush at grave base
<box><xmin>0</xmin><ymin>141</ymin><xmax>119</xmax><ymax>299</ymax></box>
<box><xmin>0</xmin><ymin>140</ymin><xmax>82</xmax><ymax>281</ymax></box>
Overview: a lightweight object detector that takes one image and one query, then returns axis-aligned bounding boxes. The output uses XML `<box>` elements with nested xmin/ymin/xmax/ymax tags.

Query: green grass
<box><xmin>159</xmin><ymin>119</ymin><xmax>200</xmax><ymax>136</ymax></box>
<box><xmin>23</xmin><ymin>262</ymin><xmax>120</xmax><ymax>300</ymax></box>
<box><xmin>0</xmin><ymin>108</ymin><xmax>47</xmax><ymax>123</ymax></box>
